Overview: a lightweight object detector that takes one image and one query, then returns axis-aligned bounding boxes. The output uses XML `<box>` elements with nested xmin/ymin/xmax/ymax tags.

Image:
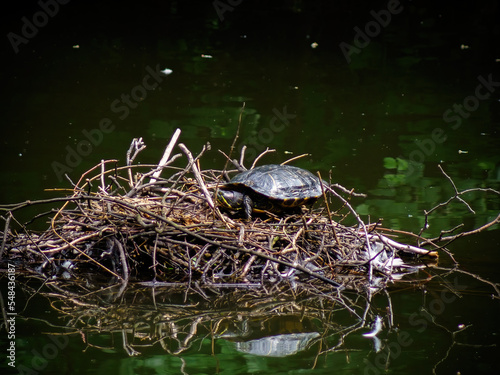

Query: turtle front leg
<box><xmin>243</xmin><ymin>195</ymin><xmax>253</xmax><ymax>220</ymax></box>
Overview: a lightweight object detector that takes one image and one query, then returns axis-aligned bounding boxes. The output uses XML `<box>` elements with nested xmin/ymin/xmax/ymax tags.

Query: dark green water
<box><xmin>1</xmin><ymin>1</ymin><xmax>499</xmax><ymax>374</ymax></box>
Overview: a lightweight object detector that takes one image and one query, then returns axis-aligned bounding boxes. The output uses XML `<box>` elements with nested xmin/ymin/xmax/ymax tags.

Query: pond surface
<box><xmin>1</xmin><ymin>1</ymin><xmax>499</xmax><ymax>374</ymax></box>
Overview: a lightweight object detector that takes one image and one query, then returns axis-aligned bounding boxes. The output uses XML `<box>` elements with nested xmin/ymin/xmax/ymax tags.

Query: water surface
<box><xmin>1</xmin><ymin>1</ymin><xmax>499</xmax><ymax>374</ymax></box>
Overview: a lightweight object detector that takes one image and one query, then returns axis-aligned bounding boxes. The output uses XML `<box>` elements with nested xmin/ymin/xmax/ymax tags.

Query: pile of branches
<box><xmin>1</xmin><ymin>129</ymin><xmax>497</xmax><ymax>294</ymax></box>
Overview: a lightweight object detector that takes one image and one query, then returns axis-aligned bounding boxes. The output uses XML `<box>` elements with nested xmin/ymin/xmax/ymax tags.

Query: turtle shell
<box><xmin>225</xmin><ymin>164</ymin><xmax>323</xmax><ymax>208</ymax></box>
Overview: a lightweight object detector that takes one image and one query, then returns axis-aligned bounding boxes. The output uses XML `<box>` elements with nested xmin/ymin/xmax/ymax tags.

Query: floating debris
<box><xmin>0</xmin><ymin>129</ymin><xmax>440</xmax><ymax>295</ymax></box>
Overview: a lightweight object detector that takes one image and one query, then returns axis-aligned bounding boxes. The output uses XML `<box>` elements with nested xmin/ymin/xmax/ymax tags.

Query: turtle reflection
<box><xmin>217</xmin><ymin>315</ymin><xmax>321</xmax><ymax>357</ymax></box>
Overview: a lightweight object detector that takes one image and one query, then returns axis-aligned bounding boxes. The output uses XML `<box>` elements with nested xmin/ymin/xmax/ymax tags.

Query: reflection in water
<box><xmin>13</xmin><ymin>279</ymin><xmax>362</xmax><ymax>357</ymax></box>
<box><xmin>234</xmin><ymin>332</ymin><xmax>321</xmax><ymax>357</ymax></box>
<box><xmin>9</xmin><ymin>264</ymin><xmax>497</xmax><ymax>375</ymax></box>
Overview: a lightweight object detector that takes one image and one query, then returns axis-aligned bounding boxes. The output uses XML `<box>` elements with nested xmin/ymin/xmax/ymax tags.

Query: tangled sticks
<box><xmin>3</xmin><ymin>129</ymin><xmax>497</xmax><ymax>295</ymax></box>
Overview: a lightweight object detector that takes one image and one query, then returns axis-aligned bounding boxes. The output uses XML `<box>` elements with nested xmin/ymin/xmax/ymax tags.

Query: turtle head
<box><xmin>217</xmin><ymin>189</ymin><xmax>245</xmax><ymax>211</ymax></box>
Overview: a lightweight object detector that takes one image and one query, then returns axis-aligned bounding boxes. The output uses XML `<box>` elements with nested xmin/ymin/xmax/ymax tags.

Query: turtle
<box><xmin>217</xmin><ymin>164</ymin><xmax>325</xmax><ymax>219</ymax></box>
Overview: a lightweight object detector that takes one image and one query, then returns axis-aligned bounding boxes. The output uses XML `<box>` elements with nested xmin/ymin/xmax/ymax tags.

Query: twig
<box><xmin>439</xmin><ymin>164</ymin><xmax>475</xmax><ymax>213</ymax></box>
<box><xmin>73</xmin><ymin>159</ymin><xmax>119</xmax><ymax>192</ymax></box>
<box><xmin>178</xmin><ymin>143</ymin><xmax>215</xmax><ymax>210</ymax></box>
<box><xmin>371</xmin><ymin>233</ymin><xmax>438</xmax><ymax>256</ymax></box>
<box><xmin>325</xmin><ymin>186</ymin><xmax>373</xmax><ymax>255</ymax></box>
<box><xmin>281</xmin><ymin>153</ymin><xmax>309</xmax><ymax>165</ymax></box>
<box><xmin>330</xmin><ymin>183</ymin><xmax>367</xmax><ymax>197</ymax></box>
<box><xmin>223</xmin><ymin>102</ymin><xmax>245</xmax><ymax>172</ymax></box>
<box><xmin>422</xmin><ymin>213</ymin><xmax>500</xmax><ymax>246</ymax></box>
<box><xmin>126</xmin><ymin>138</ymin><xmax>146</xmax><ymax>187</ymax></box>
<box><xmin>151</xmin><ymin>233</ymin><xmax>159</xmax><ymax>280</ymax></box>
<box><xmin>317</xmin><ymin>171</ymin><xmax>340</xmax><ymax>248</ymax></box>
<box><xmin>239</xmin><ymin>145</ymin><xmax>247</xmax><ymax>170</ymax></box>
<box><xmin>126</xmin><ymin>137</ymin><xmax>146</xmax><ymax>165</ymax></box>
<box><xmin>251</xmin><ymin>148</ymin><xmax>276</xmax><ymax>169</ymax></box>
<box><xmin>325</xmin><ymin>184</ymin><xmax>375</xmax><ymax>296</ymax></box>
<box><xmin>114</xmin><ymin>238</ymin><xmax>130</xmax><ymax>283</ymax></box>
<box><xmin>150</xmin><ymin>128</ymin><xmax>182</xmax><ymax>183</ymax></box>
<box><xmin>420</xmin><ymin>165</ymin><xmax>500</xmax><ymax>237</ymax></box>
<box><xmin>0</xmin><ymin>213</ymin><xmax>12</xmax><ymax>260</ymax></box>
<box><xmin>0</xmin><ymin>196</ymin><xmax>106</xmax><ymax>213</ymax></box>
<box><xmin>100</xmin><ymin>160</ymin><xmax>106</xmax><ymax>194</ymax></box>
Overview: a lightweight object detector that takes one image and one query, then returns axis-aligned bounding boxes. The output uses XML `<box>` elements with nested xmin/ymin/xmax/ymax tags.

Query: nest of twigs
<box><xmin>4</xmin><ymin>130</ymin><xmax>500</xmax><ymax>361</ymax></box>
<box><xmin>1</xmin><ymin>132</ymin><xmax>440</xmax><ymax>294</ymax></box>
